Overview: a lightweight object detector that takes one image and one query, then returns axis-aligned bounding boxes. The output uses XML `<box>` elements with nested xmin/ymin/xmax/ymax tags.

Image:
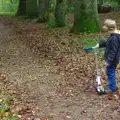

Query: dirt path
<box><xmin>0</xmin><ymin>16</ymin><xmax>120</xmax><ymax>120</ymax></box>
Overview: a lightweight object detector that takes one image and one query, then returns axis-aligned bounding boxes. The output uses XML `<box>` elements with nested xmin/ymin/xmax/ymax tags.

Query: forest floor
<box><xmin>0</xmin><ymin>12</ymin><xmax>120</xmax><ymax>120</ymax></box>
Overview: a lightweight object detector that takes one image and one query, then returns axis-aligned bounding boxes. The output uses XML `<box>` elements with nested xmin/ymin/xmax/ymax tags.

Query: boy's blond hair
<box><xmin>103</xmin><ymin>19</ymin><xmax>117</xmax><ymax>31</ymax></box>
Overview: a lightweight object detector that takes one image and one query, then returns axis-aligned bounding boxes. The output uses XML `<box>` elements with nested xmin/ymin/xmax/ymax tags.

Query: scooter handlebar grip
<box><xmin>84</xmin><ymin>47</ymin><xmax>93</xmax><ymax>51</ymax></box>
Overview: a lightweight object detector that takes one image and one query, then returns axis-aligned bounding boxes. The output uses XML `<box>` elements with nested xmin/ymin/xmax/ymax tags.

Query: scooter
<box><xmin>84</xmin><ymin>47</ymin><xmax>105</xmax><ymax>95</ymax></box>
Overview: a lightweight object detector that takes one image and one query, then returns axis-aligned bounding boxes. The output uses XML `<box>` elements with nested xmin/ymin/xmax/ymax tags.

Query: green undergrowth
<box><xmin>71</xmin><ymin>34</ymin><xmax>105</xmax><ymax>48</ymax></box>
<box><xmin>0</xmin><ymin>12</ymin><xmax>15</xmax><ymax>16</ymax></box>
<box><xmin>71</xmin><ymin>33</ymin><xmax>105</xmax><ymax>60</ymax></box>
<box><xmin>0</xmin><ymin>2</ymin><xmax>18</xmax><ymax>12</ymax></box>
<box><xmin>0</xmin><ymin>93</ymin><xmax>21</xmax><ymax>120</ymax></box>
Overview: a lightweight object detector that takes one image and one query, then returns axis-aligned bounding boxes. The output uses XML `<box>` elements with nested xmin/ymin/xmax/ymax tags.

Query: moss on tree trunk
<box><xmin>16</xmin><ymin>0</ymin><xmax>26</xmax><ymax>16</ymax></box>
<box><xmin>26</xmin><ymin>0</ymin><xmax>38</xmax><ymax>17</ymax></box>
<box><xmin>37</xmin><ymin>0</ymin><xmax>49</xmax><ymax>22</ymax></box>
<box><xmin>55</xmin><ymin>0</ymin><xmax>68</xmax><ymax>27</ymax></box>
<box><xmin>71</xmin><ymin>0</ymin><xmax>100</xmax><ymax>33</ymax></box>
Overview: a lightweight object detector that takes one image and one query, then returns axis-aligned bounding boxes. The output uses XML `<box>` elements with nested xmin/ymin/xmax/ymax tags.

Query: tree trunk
<box><xmin>26</xmin><ymin>0</ymin><xmax>38</xmax><ymax>17</ymax></box>
<box><xmin>10</xmin><ymin>0</ymin><xmax>13</xmax><ymax>4</ymax></box>
<box><xmin>71</xmin><ymin>0</ymin><xmax>100</xmax><ymax>33</ymax></box>
<box><xmin>16</xmin><ymin>0</ymin><xmax>26</xmax><ymax>16</ymax></box>
<box><xmin>98</xmin><ymin>0</ymin><xmax>104</xmax><ymax>5</ymax></box>
<box><xmin>55</xmin><ymin>0</ymin><xmax>68</xmax><ymax>27</ymax></box>
<box><xmin>0</xmin><ymin>0</ymin><xmax>3</xmax><ymax>5</ymax></box>
<box><xmin>117</xmin><ymin>0</ymin><xmax>120</xmax><ymax>6</ymax></box>
<box><xmin>37</xmin><ymin>0</ymin><xmax>49</xmax><ymax>22</ymax></box>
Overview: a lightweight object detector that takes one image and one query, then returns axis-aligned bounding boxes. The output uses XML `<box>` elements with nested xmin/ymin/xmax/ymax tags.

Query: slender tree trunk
<box><xmin>26</xmin><ymin>0</ymin><xmax>38</xmax><ymax>17</ymax></box>
<box><xmin>16</xmin><ymin>0</ymin><xmax>26</xmax><ymax>16</ymax></box>
<box><xmin>117</xmin><ymin>0</ymin><xmax>120</xmax><ymax>6</ymax></box>
<box><xmin>55</xmin><ymin>0</ymin><xmax>68</xmax><ymax>27</ymax></box>
<box><xmin>10</xmin><ymin>0</ymin><xmax>13</xmax><ymax>4</ymax></box>
<box><xmin>0</xmin><ymin>0</ymin><xmax>3</xmax><ymax>5</ymax></box>
<box><xmin>37</xmin><ymin>0</ymin><xmax>49</xmax><ymax>22</ymax></box>
<box><xmin>48</xmin><ymin>0</ymin><xmax>53</xmax><ymax>12</ymax></box>
<box><xmin>71</xmin><ymin>0</ymin><xmax>100</xmax><ymax>33</ymax></box>
<box><xmin>98</xmin><ymin>0</ymin><xmax>104</xmax><ymax>5</ymax></box>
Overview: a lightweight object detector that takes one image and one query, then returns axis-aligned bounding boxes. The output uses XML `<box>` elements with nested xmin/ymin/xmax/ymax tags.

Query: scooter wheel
<box><xmin>97</xmin><ymin>86</ymin><xmax>105</xmax><ymax>95</ymax></box>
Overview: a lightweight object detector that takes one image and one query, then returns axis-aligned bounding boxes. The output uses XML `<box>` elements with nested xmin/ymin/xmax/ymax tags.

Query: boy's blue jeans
<box><xmin>106</xmin><ymin>65</ymin><xmax>117</xmax><ymax>92</ymax></box>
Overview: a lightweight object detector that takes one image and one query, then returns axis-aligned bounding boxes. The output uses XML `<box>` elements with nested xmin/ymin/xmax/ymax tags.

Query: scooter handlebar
<box><xmin>84</xmin><ymin>47</ymin><xmax>93</xmax><ymax>51</ymax></box>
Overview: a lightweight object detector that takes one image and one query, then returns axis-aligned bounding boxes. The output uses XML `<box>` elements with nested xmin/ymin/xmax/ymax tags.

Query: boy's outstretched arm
<box><xmin>98</xmin><ymin>40</ymin><xmax>106</xmax><ymax>48</ymax></box>
<box><xmin>92</xmin><ymin>40</ymin><xmax>106</xmax><ymax>49</ymax></box>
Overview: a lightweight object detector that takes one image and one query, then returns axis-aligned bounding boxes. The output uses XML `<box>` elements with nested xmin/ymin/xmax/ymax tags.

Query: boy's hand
<box><xmin>106</xmin><ymin>63</ymin><xmax>110</xmax><ymax>67</ymax></box>
<box><xmin>92</xmin><ymin>43</ymin><xmax>99</xmax><ymax>49</ymax></box>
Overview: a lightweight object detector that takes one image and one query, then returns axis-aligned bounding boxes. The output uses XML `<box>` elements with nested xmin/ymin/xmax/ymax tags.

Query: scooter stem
<box><xmin>94</xmin><ymin>49</ymin><xmax>100</xmax><ymax>76</ymax></box>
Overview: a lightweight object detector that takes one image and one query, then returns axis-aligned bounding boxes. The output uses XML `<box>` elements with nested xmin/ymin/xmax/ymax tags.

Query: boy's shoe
<box><xmin>104</xmin><ymin>87</ymin><xmax>119</xmax><ymax>94</ymax></box>
<box><xmin>104</xmin><ymin>87</ymin><xmax>119</xmax><ymax>100</ymax></box>
<box><xmin>104</xmin><ymin>87</ymin><xmax>112</xmax><ymax>94</ymax></box>
<box><xmin>108</xmin><ymin>93</ymin><xmax>119</xmax><ymax>100</ymax></box>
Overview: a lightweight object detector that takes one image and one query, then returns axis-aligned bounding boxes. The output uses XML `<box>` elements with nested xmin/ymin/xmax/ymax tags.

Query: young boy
<box><xmin>94</xmin><ymin>19</ymin><xmax>120</xmax><ymax>95</ymax></box>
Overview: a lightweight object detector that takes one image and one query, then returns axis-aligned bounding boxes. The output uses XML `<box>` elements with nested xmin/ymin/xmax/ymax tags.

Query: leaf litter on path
<box><xmin>0</xmin><ymin>12</ymin><xmax>120</xmax><ymax>119</ymax></box>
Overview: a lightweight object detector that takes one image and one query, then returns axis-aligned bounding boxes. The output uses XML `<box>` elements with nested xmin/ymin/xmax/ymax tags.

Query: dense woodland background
<box><xmin>0</xmin><ymin>0</ymin><xmax>120</xmax><ymax>33</ymax></box>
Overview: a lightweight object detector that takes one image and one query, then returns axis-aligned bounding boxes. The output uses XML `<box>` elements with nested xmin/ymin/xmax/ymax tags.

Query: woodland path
<box><xmin>0</xmin><ymin>16</ymin><xmax>120</xmax><ymax>120</ymax></box>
